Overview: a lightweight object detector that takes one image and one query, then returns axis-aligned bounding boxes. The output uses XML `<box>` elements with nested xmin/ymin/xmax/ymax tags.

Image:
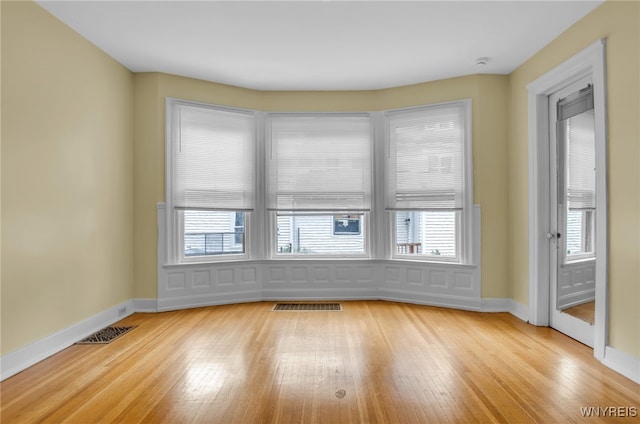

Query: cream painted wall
<box><xmin>508</xmin><ymin>0</ymin><xmax>639</xmax><ymax>357</ymax></box>
<box><xmin>1</xmin><ymin>2</ymin><xmax>134</xmax><ymax>354</ymax></box>
<box><xmin>132</xmin><ymin>73</ymin><xmax>510</xmax><ymax>300</ymax></box>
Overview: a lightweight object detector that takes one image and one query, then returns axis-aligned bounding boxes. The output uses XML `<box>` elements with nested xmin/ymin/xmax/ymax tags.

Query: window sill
<box><xmin>382</xmin><ymin>258</ymin><xmax>476</xmax><ymax>268</ymax></box>
<box><xmin>561</xmin><ymin>257</ymin><xmax>596</xmax><ymax>268</ymax></box>
<box><xmin>163</xmin><ymin>257</ymin><xmax>477</xmax><ymax>269</ymax></box>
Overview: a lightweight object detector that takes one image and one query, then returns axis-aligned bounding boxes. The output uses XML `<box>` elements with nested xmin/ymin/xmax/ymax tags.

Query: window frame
<box><xmin>384</xmin><ymin>100</ymin><xmax>474</xmax><ymax>264</ymax></box>
<box><xmin>265</xmin><ymin>112</ymin><xmax>375</xmax><ymax>259</ymax></box>
<box><xmin>165</xmin><ymin>98</ymin><xmax>257</xmax><ymax>264</ymax></box>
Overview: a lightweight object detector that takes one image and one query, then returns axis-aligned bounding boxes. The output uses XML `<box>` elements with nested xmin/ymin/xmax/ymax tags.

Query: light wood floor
<box><xmin>2</xmin><ymin>301</ymin><xmax>638</xmax><ymax>423</ymax></box>
<box><xmin>563</xmin><ymin>301</ymin><xmax>596</xmax><ymax>325</ymax></box>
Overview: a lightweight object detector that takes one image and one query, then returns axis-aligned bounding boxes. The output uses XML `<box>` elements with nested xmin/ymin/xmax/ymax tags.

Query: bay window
<box><xmin>165</xmin><ymin>99</ymin><xmax>472</xmax><ymax>264</ymax></box>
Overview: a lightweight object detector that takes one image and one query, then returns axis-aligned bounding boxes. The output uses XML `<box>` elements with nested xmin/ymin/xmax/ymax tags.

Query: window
<box><xmin>266</xmin><ymin>115</ymin><xmax>372</xmax><ymax>257</ymax></box>
<box><xmin>166</xmin><ymin>99</ymin><xmax>255</xmax><ymax>262</ymax></box>
<box><xmin>276</xmin><ymin>213</ymin><xmax>365</xmax><ymax>255</ymax></box>
<box><xmin>165</xmin><ymin>99</ymin><xmax>473</xmax><ymax>264</ymax></box>
<box><xmin>333</xmin><ymin>215</ymin><xmax>361</xmax><ymax>235</ymax></box>
<box><xmin>385</xmin><ymin>101</ymin><xmax>472</xmax><ymax>263</ymax></box>
<box><xmin>395</xmin><ymin>211</ymin><xmax>458</xmax><ymax>257</ymax></box>
<box><xmin>184</xmin><ymin>211</ymin><xmax>245</xmax><ymax>257</ymax></box>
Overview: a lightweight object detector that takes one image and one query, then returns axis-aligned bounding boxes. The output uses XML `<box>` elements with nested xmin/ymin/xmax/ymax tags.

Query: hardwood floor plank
<box><xmin>2</xmin><ymin>301</ymin><xmax>638</xmax><ymax>423</ymax></box>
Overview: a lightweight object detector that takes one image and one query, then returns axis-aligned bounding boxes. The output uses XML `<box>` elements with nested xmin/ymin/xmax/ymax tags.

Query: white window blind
<box><xmin>170</xmin><ymin>102</ymin><xmax>256</xmax><ymax>211</ymax></box>
<box><xmin>385</xmin><ymin>103</ymin><xmax>467</xmax><ymax>211</ymax></box>
<box><xmin>266</xmin><ymin>115</ymin><xmax>372</xmax><ymax>212</ymax></box>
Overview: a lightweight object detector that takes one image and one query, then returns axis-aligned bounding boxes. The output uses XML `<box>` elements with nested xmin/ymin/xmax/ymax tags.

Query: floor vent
<box><xmin>273</xmin><ymin>303</ymin><xmax>342</xmax><ymax>311</ymax></box>
<box><xmin>76</xmin><ymin>326</ymin><xmax>136</xmax><ymax>344</ymax></box>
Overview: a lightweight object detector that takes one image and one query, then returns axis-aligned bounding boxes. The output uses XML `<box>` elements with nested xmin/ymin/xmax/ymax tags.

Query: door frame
<box><xmin>526</xmin><ymin>39</ymin><xmax>608</xmax><ymax>360</ymax></box>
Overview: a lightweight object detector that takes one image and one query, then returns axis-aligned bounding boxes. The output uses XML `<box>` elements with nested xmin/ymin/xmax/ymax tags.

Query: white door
<box><xmin>548</xmin><ymin>77</ymin><xmax>596</xmax><ymax>348</ymax></box>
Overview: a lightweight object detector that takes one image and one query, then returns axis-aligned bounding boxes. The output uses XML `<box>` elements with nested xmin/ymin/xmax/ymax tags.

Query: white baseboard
<box><xmin>133</xmin><ymin>298</ymin><xmax>158</xmax><ymax>312</ymax></box>
<box><xmin>480</xmin><ymin>298</ymin><xmax>529</xmax><ymax>322</ymax></box>
<box><xmin>481</xmin><ymin>298</ymin><xmax>512</xmax><ymax>312</ymax></box>
<box><xmin>0</xmin><ymin>300</ymin><xmax>134</xmax><ymax>381</ymax></box>
<box><xmin>262</xmin><ymin>287</ymin><xmax>378</xmax><ymax>302</ymax></box>
<box><xmin>509</xmin><ymin>300</ymin><xmax>529</xmax><ymax>322</ymax></box>
<box><xmin>379</xmin><ymin>289</ymin><xmax>482</xmax><ymax>311</ymax></box>
<box><xmin>603</xmin><ymin>346</ymin><xmax>640</xmax><ymax>385</ymax></box>
<box><xmin>156</xmin><ymin>290</ymin><xmax>262</xmax><ymax>312</ymax></box>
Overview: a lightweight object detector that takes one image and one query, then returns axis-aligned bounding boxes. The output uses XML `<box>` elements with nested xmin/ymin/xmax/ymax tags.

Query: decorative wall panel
<box><xmin>557</xmin><ymin>259</ymin><xmax>596</xmax><ymax>309</ymax></box>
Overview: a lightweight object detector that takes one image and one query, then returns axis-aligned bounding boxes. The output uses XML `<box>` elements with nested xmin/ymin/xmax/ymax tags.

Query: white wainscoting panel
<box><xmin>378</xmin><ymin>262</ymin><xmax>481</xmax><ymax>310</ymax></box>
<box><xmin>557</xmin><ymin>259</ymin><xmax>596</xmax><ymax>309</ymax></box>
<box><xmin>158</xmin><ymin>263</ymin><xmax>263</xmax><ymax>311</ymax></box>
<box><xmin>262</xmin><ymin>262</ymin><xmax>379</xmax><ymax>300</ymax></box>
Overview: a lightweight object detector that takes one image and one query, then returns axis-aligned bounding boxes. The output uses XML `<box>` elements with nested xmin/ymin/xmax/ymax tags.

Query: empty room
<box><xmin>1</xmin><ymin>0</ymin><xmax>639</xmax><ymax>422</ymax></box>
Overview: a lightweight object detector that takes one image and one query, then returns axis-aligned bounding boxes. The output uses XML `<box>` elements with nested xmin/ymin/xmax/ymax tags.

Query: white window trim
<box><xmin>265</xmin><ymin>112</ymin><xmax>375</xmax><ymax>260</ymax></box>
<box><xmin>164</xmin><ymin>97</ymin><xmax>257</xmax><ymax>265</ymax></box>
<box><xmin>384</xmin><ymin>100</ymin><xmax>474</xmax><ymax>265</ymax></box>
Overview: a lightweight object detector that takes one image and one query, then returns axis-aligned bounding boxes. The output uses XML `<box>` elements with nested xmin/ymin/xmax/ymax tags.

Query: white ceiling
<box><xmin>36</xmin><ymin>0</ymin><xmax>604</xmax><ymax>91</ymax></box>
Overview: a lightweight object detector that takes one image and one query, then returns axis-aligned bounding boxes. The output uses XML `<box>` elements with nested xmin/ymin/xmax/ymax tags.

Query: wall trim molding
<box><xmin>133</xmin><ymin>298</ymin><xmax>159</xmax><ymax>312</ymax></box>
<box><xmin>603</xmin><ymin>347</ymin><xmax>640</xmax><ymax>385</ymax></box>
<box><xmin>380</xmin><ymin>289</ymin><xmax>481</xmax><ymax>311</ymax></box>
<box><xmin>481</xmin><ymin>298</ymin><xmax>529</xmax><ymax>322</ymax></box>
<box><xmin>0</xmin><ymin>300</ymin><xmax>134</xmax><ymax>381</ymax></box>
<box><xmin>263</xmin><ymin>287</ymin><xmax>378</xmax><ymax>302</ymax></box>
<box><xmin>508</xmin><ymin>300</ymin><xmax>530</xmax><ymax>322</ymax></box>
<box><xmin>157</xmin><ymin>290</ymin><xmax>263</xmax><ymax>312</ymax></box>
<box><xmin>480</xmin><ymin>297</ymin><xmax>511</xmax><ymax>312</ymax></box>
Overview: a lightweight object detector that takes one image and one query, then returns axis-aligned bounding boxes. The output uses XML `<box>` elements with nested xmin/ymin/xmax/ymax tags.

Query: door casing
<box><xmin>526</xmin><ymin>39</ymin><xmax>607</xmax><ymax>360</ymax></box>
